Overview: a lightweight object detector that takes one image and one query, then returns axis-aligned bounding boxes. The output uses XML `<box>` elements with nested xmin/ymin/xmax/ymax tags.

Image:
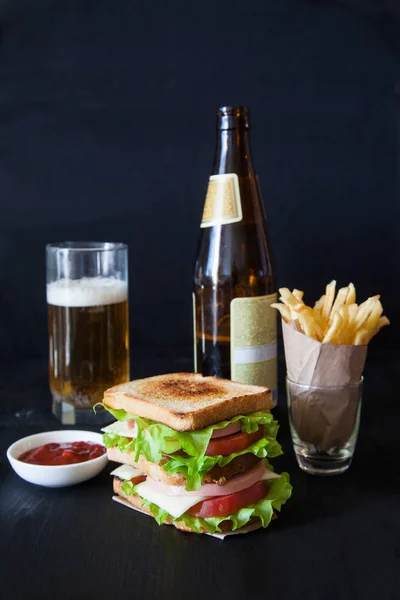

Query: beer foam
<box><xmin>47</xmin><ymin>277</ymin><xmax>128</xmax><ymax>307</ymax></box>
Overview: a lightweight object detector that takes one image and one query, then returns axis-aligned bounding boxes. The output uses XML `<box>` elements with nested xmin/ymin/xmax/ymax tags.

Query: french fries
<box><xmin>313</xmin><ymin>295</ymin><xmax>325</xmax><ymax>313</ymax></box>
<box><xmin>322</xmin><ymin>280</ymin><xmax>336</xmax><ymax>322</ymax></box>
<box><xmin>322</xmin><ymin>312</ymin><xmax>343</xmax><ymax>344</ymax></box>
<box><xmin>293</xmin><ymin>289</ymin><xmax>304</xmax><ymax>302</ymax></box>
<box><xmin>272</xmin><ymin>282</ymin><xmax>389</xmax><ymax>345</ymax></box>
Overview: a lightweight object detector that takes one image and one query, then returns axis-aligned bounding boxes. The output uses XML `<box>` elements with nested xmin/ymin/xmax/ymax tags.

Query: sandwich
<box><xmin>100</xmin><ymin>373</ymin><xmax>292</xmax><ymax>536</ymax></box>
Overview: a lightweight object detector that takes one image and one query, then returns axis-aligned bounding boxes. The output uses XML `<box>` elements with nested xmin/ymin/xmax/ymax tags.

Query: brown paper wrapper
<box><xmin>282</xmin><ymin>320</ymin><xmax>367</xmax><ymax>451</ymax></box>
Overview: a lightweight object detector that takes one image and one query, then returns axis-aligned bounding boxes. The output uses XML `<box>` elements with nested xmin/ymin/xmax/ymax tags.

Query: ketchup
<box><xmin>18</xmin><ymin>441</ymin><xmax>106</xmax><ymax>466</ymax></box>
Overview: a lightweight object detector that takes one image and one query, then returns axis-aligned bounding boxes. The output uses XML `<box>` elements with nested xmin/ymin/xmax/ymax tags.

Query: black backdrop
<box><xmin>0</xmin><ymin>0</ymin><xmax>399</xmax><ymax>381</ymax></box>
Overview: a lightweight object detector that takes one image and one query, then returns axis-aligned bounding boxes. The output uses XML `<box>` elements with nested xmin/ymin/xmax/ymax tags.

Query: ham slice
<box><xmin>145</xmin><ymin>461</ymin><xmax>280</xmax><ymax>498</ymax></box>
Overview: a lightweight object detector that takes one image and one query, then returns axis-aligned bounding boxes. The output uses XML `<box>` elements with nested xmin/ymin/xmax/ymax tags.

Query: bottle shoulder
<box><xmin>194</xmin><ymin>222</ymin><xmax>275</xmax><ymax>291</ymax></box>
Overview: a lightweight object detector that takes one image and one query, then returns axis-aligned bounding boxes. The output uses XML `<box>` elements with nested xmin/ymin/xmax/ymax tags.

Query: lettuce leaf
<box><xmin>121</xmin><ymin>472</ymin><xmax>292</xmax><ymax>534</ymax></box>
<box><xmin>102</xmin><ymin>405</ymin><xmax>279</xmax><ymax>461</ymax></box>
<box><xmin>103</xmin><ymin>432</ymin><xmax>136</xmax><ymax>453</ymax></box>
<box><xmin>163</xmin><ymin>437</ymin><xmax>282</xmax><ymax>491</ymax></box>
<box><xmin>102</xmin><ymin>407</ymin><xmax>282</xmax><ymax>490</ymax></box>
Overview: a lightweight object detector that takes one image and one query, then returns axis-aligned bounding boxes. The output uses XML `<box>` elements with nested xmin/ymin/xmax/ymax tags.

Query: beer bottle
<box><xmin>193</xmin><ymin>105</ymin><xmax>277</xmax><ymax>403</ymax></box>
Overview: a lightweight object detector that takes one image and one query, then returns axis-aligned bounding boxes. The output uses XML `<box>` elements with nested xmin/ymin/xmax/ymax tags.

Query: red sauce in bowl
<box><xmin>18</xmin><ymin>441</ymin><xmax>106</xmax><ymax>466</ymax></box>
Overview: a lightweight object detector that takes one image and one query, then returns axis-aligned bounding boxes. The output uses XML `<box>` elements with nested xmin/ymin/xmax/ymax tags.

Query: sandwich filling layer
<box><xmin>112</xmin><ymin>464</ymin><xmax>292</xmax><ymax>535</ymax></box>
<box><xmin>101</xmin><ymin>408</ymin><xmax>282</xmax><ymax>491</ymax></box>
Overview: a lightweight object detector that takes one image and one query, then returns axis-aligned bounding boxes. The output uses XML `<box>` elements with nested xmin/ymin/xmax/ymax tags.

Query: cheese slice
<box><xmin>261</xmin><ymin>469</ymin><xmax>280</xmax><ymax>481</ymax></box>
<box><xmin>110</xmin><ymin>464</ymin><xmax>144</xmax><ymax>480</ymax></box>
<box><xmin>102</xmin><ymin>420</ymin><xmax>138</xmax><ymax>438</ymax></box>
<box><xmin>134</xmin><ymin>481</ymin><xmax>204</xmax><ymax>519</ymax></box>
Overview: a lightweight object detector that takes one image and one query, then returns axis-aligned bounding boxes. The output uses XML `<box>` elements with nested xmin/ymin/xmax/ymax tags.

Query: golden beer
<box><xmin>47</xmin><ymin>277</ymin><xmax>129</xmax><ymax>415</ymax></box>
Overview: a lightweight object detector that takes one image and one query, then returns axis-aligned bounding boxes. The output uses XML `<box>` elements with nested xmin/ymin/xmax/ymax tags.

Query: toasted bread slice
<box><xmin>108</xmin><ymin>446</ymin><xmax>261</xmax><ymax>487</ymax></box>
<box><xmin>104</xmin><ymin>372</ymin><xmax>272</xmax><ymax>431</ymax></box>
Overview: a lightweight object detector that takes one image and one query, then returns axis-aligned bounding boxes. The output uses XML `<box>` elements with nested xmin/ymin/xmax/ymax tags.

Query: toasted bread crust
<box><xmin>104</xmin><ymin>373</ymin><xmax>272</xmax><ymax>431</ymax></box>
<box><xmin>108</xmin><ymin>446</ymin><xmax>187</xmax><ymax>485</ymax></box>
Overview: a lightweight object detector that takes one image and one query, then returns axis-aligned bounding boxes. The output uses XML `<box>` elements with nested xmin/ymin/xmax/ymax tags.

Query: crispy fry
<box><xmin>347</xmin><ymin>303</ymin><xmax>359</xmax><ymax>323</ymax></box>
<box><xmin>376</xmin><ymin>315</ymin><xmax>390</xmax><ymax>329</ymax></box>
<box><xmin>271</xmin><ymin>303</ymin><xmax>291</xmax><ymax>323</ymax></box>
<box><xmin>352</xmin><ymin>296</ymin><xmax>379</xmax><ymax>332</ymax></box>
<box><xmin>339</xmin><ymin>304</ymin><xmax>349</xmax><ymax>321</ymax></box>
<box><xmin>322</xmin><ymin>280</ymin><xmax>336</xmax><ymax>322</ymax></box>
<box><xmin>369</xmin><ymin>316</ymin><xmax>390</xmax><ymax>340</ymax></box>
<box><xmin>312</xmin><ymin>308</ymin><xmax>328</xmax><ymax>334</ymax></box>
<box><xmin>354</xmin><ymin>329</ymin><xmax>369</xmax><ymax>346</ymax></box>
<box><xmin>322</xmin><ymin>312</ymin><xmax>342</xmax><ymax>344</ymax></box>
<box><xmin>338</xmin><ymin>305</ymin><xmax>350</xmax><ymax>343</ymax></box>
<box><xmin>279</xmin><ymin>288</ymin><xmax>304</xmax><ymax>311</ymax></box>
<box><xmin>329</xmin><ymin>286</ymin><xmax>349</xmax><ymax>323</ymax></box>
<box><xmin>292</xmin><ymin>289</ymin><xmax>304</xmax><ymax>302</ymax></box>
<box><xmin>364</xmin><ymin>298</ymin><xmax>383</xmax><ymax>337</ymax></box>
<box><xmin>297</xmin><ymin>307</ymin><xmax>322</xmax><ymax>340</ymax></box>
<box><xmin>271</xmin><ymin>281</ymin><xmax>389</xmax><ymax>346</ymax></box>
<box><xmin>346</xmin><ymin>283</ymin><xmax>356</xmax><ymax>305</ymax></box>
<box><xmin>313</xmin><ymin>295</ymin><xmax>325</xmax><ymax>314</ymax></box>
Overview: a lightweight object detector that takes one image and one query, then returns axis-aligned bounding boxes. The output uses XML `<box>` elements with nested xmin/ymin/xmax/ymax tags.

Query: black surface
<box><xmin>1</xmin><ymin>1</ymin><xmax>400</xmax><ymax>598</ymax></box>
<box><xmin>1</xmin><ymin>353</ymin><xmax>400</xmax><ymax>600</ymax></box>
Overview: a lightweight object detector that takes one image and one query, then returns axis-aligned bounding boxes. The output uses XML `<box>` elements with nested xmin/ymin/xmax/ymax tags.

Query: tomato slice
<box><xmin>205</xmin><ymin>426</ymin><xmax>264</xmax><ymax>456</ymax></box>
<box><xmin>187</xmin><ymin>481</ymin><xmax>267</xmax><ymax>518</ymax></box>
<box><xmin>129</xmin><ymin>475</ymin><xmax>146</xmax><ymax>485</ymax></box>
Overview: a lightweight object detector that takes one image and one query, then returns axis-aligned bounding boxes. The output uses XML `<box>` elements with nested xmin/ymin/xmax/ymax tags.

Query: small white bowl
<box><xmin>7</xmin><ymin>430</ymin><xmax>108</xmax><ymax>488</ymax></box>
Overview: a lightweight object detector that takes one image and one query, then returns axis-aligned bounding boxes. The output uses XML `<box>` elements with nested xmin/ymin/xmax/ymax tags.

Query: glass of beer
<box><xmin>46</xmin><ymin>242</ymin><xmax>129</xmax><ymax>425</ymax></box>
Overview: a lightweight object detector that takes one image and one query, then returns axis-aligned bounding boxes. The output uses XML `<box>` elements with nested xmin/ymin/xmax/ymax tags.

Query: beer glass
<box><xmin>46</xmin><ymin>242</ymin><xmax>129</xmax><ymax>425</ymax></box>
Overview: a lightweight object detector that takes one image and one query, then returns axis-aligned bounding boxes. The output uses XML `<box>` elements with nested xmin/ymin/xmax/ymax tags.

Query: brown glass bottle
<box><xmin>193</xmin><ymin>106</ymin><xmax>277</xmax><ymax>399</ymax></box>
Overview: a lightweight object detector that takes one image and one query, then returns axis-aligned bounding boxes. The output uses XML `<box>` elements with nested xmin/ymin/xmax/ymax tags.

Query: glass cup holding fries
<box><xmin>286</xmin><ymin>377</ymin><xmax>363</xmax><ymax>475</ymax></box>
<box><xmin>272</xmin><ymin>281</ymin><xmax>389</xmax><ymax>475</ymax></box>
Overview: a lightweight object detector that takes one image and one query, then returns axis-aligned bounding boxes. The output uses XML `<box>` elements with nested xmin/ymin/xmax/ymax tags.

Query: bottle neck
<box><xmin>212</xmin><ymin>128</ymin><xmax>255</xmax><ymax>177</ymax></box>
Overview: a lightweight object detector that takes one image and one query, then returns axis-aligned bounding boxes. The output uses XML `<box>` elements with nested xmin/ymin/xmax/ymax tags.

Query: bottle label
<box><xmin>201</xmin><ymin>173</ymin><xmax>243</xmax><ymax>228</ymax></box>
<box><xmin>231</xmin><ymin>293</ymin><xmax>278</xmax><ymax>391</ymax></box>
